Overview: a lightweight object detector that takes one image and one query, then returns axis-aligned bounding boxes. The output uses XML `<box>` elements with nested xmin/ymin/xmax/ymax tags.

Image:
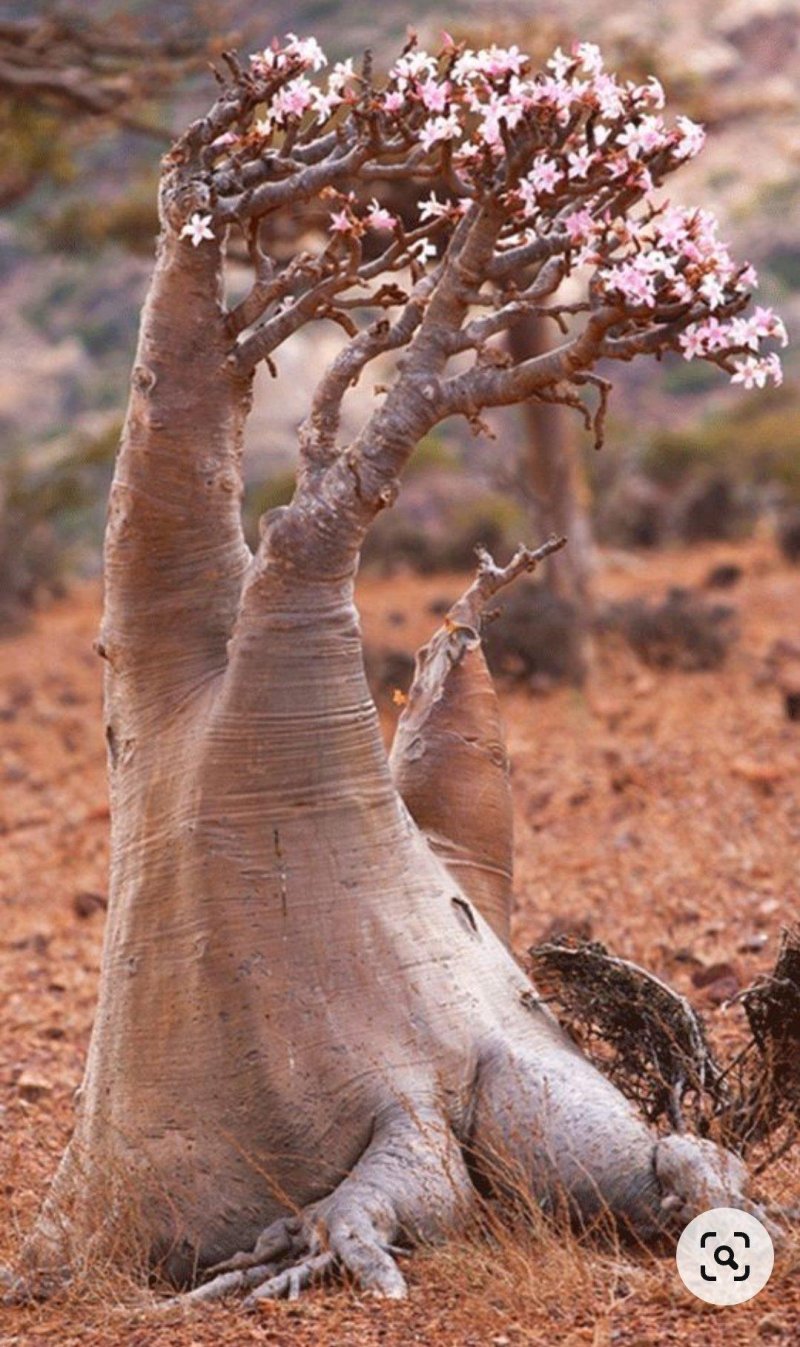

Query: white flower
<box><xmin>329</xmin><ymin>59</ymin><xmax>355</xmax><ymax>94</ymax></box>
<box><xmin>285</xmin><ymin>34</ymin><xmax>327</xmax><ymax>72</ymax></box>
<box><xmin>679</xmin><ymin>325</ymin><xmax>706</xmax><ymax>360</ymax></box>
<box><xmin>547</xmin><ymin>46</ymin><xmax>573</xmax><ymax>80</ymax></box>
<box><xmin>633</xmin><ymin>76</ymin><xmax>666</xmax><ymax>110</ymax></box>
<box><xmin>418</xmin><ymin>191</ymin><xmax>450</xmax><ymax>221</ymax></box>
<box><xmin>180</xmin><ymin>213</ymin><xmax>215</xmax><ymax>248</ymax></box>
<box><xmin>410</xmin><ymin>238</ymin><xmax>437</xmax><ymax>264</ymax></box>
<box><xmin>572</xmin><ymin>42</ymin><xmax>603</xmax><ymax>76</ymax></box>
<box><xmin>699</xmin><ymin>273</ymin><xmax>726</xmax><ymax>310</ymax></box>
<box><xmin>419</xmin><ymin>112</ymin><xmax>461</xmax><ymax>152</ymax></box>
<box><xmin>310</xmin><ymin>87</ymin><xmax>340</xmax><ymax>122</ymax></box>
<box><xmin>731</xmin><ymin>356</ymin><xmax>767</xmax><ymax>389</ymax></box>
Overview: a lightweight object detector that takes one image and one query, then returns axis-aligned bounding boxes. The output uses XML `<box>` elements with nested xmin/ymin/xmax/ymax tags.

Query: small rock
<box><xmin>731</xmin><ymin>758</ymin><xmax>784</xmax><ymax>791</ymax></box>
<box><xmin>738</xmin><ymin>932</ymin><xmax>769</xmax><ymax>953</ymax></box>
<box><xmin>17</xmin><ymin>1071</ymin><xmax>52</xmax><ymax>1102</ymax></box>
<box><xmin>704</xmin><ymin>562</ymin><xmax>743</xmax><ymax>590</ymax></box>
<box><xmin>692</xmin><ymin>960</ymin><xmax>741</xmax><ymax>1005</ymax></box>
<box><xmin>692</xmin><ymin>961</ymin><xmax>740</xmax><ymax>990</ymax></box>
<box><xmin>72</xmin><ymin>890</ymin><xmax>107</xmax><ymax>919</ymax></box>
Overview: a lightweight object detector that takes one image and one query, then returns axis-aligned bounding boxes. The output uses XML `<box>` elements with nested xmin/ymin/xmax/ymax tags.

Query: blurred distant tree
<box><xmin>0</xmin><ymin>7</ymin><xmax>217</xmax><ymax>207</ymax></box>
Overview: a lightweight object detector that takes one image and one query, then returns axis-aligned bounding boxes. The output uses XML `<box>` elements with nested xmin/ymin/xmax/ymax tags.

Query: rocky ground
<box><xmin>1</xmin><ymin>538</ymin><xmax>799</xmax><ymax>1346</ymax></box>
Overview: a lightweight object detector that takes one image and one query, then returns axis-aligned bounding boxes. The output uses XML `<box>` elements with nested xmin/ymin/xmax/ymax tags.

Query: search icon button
<box><xmin>713</xmin><ymin>1245</ymin><xmax>739</xmax><ymax>1271</ymax></box>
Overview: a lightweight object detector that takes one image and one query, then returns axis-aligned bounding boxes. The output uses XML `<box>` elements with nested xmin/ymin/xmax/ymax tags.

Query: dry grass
<box><xmin>2</xmin><ymin>538</ymin><xmax>800</xmax><ymax>1345</ymax></box>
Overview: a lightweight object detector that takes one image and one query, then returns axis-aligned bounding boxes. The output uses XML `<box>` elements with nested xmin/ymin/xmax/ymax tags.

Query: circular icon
<box><xmin>676</xmin><ymin>1207</ymin><xmax>774</xmax><ymax>1306</ymax></box>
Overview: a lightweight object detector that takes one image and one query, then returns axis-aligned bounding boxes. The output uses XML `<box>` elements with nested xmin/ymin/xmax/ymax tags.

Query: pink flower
<box><xmin>274</xmin><ymin>77</ymin><xmax>313</xmax><ymax>120</ymax></box>
<box><xmin>487</xmin><ymin>44</ymin><xmax>525</xmax><ymax>76</ymax></box>
<box><xmin>419</xmin><ymin>79</ymin><xmax>450</xmax><ymax>112</ymax></box>
<box><xmin>655</xmin><ymin>207</ymin><xmax>689</xmax><ymax>250</ymax></box>
<box><xmin>696</xmin><ymin>317</ymin><xmax>731</xmax><ymax>351</ymax></box>
<box><xmin>537</xmin><ymin>77</ymin><xmax>576</xmax><ymax>125</ymax></box>
<box><xmin>328</xmin><ymin>209</ymin><xmax>353</xmax><ymax>233</ymax></box>
<box><xmin>752</xmin><ymin>305</ymin><xmax>789</xmax><ymax>347</ymax></box>
<box><xmin>180</xmin><ymin>213</ymin><xmax>215</xmax><ymax>247</ymax></box>
<box><xmin>285</xmin><ymin>34</ymin><xmax>327</xmax><ymax>72</ymax></box>
<box><xmin>731</xmin><ymin>356</ymin><xmax>769</xmax><ymax>389</ymax></box>
<box><xmin>564</xmin><ymin>209</ymin><xmax>595</xmax><ymax>242</ymax></box>
<box><xmin>604</xmin><ymin>260</ymin><xmax>656</xmax><ymax>307</ymax></box>
<box><xmin>738</xmin><ymin>263</ymin><xmax>758</xmax><ymax>288</ymax></box>
<box><xmin>382</xmin><ymin>90</ymin><xmax>405</xmax><ymax>113</ymax></box>
<box><xmin>679</xmin><ymin>326</ymin><xmax>706</xmax><ymax>360</ymax></box>
<box><xmin>365</xmin><ymin>199</ymin><xmax>396</xmax><ymax>231</ymax></box>
<box><xmin>526</xmin><ymin>156</ymin><xmax>563</xmax><ymax>195</ymax></box>
<box><xmin>591</xmin><ymin>72</ymin><xmax>624</xmax><ymax>119</ymax></box>
<box><xmin>567</xmin><ymin>147</ymin><xmax>594</xmax><ymax>179</ymax></box>
<box><xmin>420</xmin><ymin>112</ymin><xmax>461</xmax><ymax>152</ymax></box>
<box><xmin>674</xmin><ymin>116</ymin><xmax>706</xmax><ymax>160</ymax></box>
<box><xmin>617</xmin><ymin>115</ymin><xmax>667</xmax><ymax>159</ymax></box>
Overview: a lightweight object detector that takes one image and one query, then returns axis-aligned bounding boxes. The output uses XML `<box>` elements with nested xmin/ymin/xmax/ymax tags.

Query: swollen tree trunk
<box><xmin>13</xmin><ymin>36</ymin><xmax>777</xmax><ymax>1304</ymax></box>
<box><xmin>20</xmin><ymin>239</ymin><xmax>748</xmax><ymax>1301</ymax></box>
<box><xmin>508</xmin><ymin>315</ymin><xmax>595</xmax><ymax>684</ymax></box>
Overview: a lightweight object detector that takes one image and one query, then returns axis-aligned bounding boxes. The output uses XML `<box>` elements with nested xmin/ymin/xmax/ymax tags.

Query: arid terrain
<box><xmin>1</xmin><ymin>537</ymin><xmax>799</xmax><ymax>1346</ymax></box>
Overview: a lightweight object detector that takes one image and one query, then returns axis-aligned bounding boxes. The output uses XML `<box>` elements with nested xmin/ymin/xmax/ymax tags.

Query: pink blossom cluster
<box><xmin>248</xmin><ymin>36</ymin><xmax>356</xmax><ymax>133</ymax></box>
<box><xmin>680</xmin><ymin>306</ymin><xmax>787</xmax><ymax>387</ymax></box>
<box><xmin>189</xmin><ymin>33</ymin><xmax>787</xmax><ymax>390</ymax></box>
<box><xmin>328</xmin><ymin>195</ymin><xmax>398</xmax><ymax>236</ymax></box>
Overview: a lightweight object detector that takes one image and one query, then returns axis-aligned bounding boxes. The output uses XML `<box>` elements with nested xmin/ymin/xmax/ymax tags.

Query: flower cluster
<box><xmin>248</xmin><ymin>34</ymin><xmax>357</xmax><ymax>133</ymax></box>
<box><xmin>181</xmin><ymin>33</ymin><xmax>787</xmax><ymax>390</ymax></box>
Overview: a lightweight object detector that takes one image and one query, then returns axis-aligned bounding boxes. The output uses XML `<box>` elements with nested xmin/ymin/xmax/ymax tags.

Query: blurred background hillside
<box><xmin>1</xmin><ymin>0</ymin><xmax>799</xmax><ymax>630</ymax></box>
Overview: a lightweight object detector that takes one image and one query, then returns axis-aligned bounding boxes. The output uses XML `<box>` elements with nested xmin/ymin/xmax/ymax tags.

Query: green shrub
<box><xmin>641</xmin><ymin>386</ymin><xmax>800</xmax><ymax>499</ymax></box>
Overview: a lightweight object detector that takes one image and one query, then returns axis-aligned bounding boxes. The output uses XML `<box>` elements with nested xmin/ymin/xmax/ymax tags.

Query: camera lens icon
<box><xmin>677</xmin><ymin>1208</ymin><xmax>774</xmax><ymax>1305</ymax></box>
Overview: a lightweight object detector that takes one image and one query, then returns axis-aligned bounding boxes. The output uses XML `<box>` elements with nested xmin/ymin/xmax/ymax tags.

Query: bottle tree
<box><xmin>16</xmin><ymin>32</ymin><xmax>786</xmax><ymax>1306</ymax></box>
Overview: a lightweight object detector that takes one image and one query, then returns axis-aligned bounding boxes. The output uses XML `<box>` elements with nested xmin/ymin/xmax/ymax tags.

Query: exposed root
<box><xmin>161</xmin><ymin>1107</ymin><xmax>471</xmax><ymax>1309</ymax></box>
<box><xmin>528</xmin><ymin>936</ymin><xmax>728</xmax><ymax>1131</ymax></box>
<box><xmin>529</xmin><ymin>931</ymin><xmax>800</xmax><ymax>1173</ymax></box>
